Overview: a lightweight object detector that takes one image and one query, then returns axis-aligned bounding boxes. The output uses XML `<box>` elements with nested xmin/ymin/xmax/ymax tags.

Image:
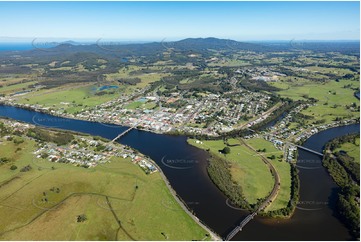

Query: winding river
<box><xmin>0</xmin><ymin>105</ymin><xmax>358</xmax><ymax>240</ymax></box>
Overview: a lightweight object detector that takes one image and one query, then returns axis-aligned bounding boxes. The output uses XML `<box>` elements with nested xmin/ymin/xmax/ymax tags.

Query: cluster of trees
<box><xmin>238</xmin><ymin>77</ymin><xmax>280</xmax><ymax>93</ymax></box>
<box><xmin>337</xmin><ymin>187</ymin><xmax>360</xmax><ymax>239</ymax></box>
<box><xmin>194</xmin><ymin>128</ymin><xmax>251</xmax><ymax>141</ymax></box>
<box><xmin>0</xmin><ymin>157</ymin><xmax>12</xmax><ymax>164</ymax></box>
<box><xmin>291</xmin><ymin>112</ymin><xmax>313</xmax><ymax>122</ymax></box>
<box><xmin>12</xmin><ymin>136</ymin><xmax>24</xmax><ymax>145</ymax></box>
<box><xmin>326</xmin><ymin>134</ymin><xmax>359</xmax><ymax>151</ymax></box>
<box><xmin>10</xmin><ymin>165</ymin><xmax>17</xmax><ymax>170</ymax></box>
<box><xmin>40</xmin><ymin>71</ymin><xmax>100</xmax><ymax>89</ymax></box>
<box><xmin>220</xmin><ymin>146</ymin><xmax>231</xmax><ymax>154</ymax></box>
<box><xmin>218</xmin><ymin>66</ymin><xmax>236</xmax><ymax>77</ymax></box>
<box><xmin>94</xmin><ymin>90</ymin><xmax>116</xmax><ymax>96</ymax></box>
<box><xmin>343</xmin><ymin>74</ymin><xmax>354</xmax><ymax>79</ymax></box>
<box><xmin>264</xmin><ymin>165</ymin><xmax>300</xmax><ymax>217</ymax></box>
<box><xmin>50</xmin><ymin>187</ymin><xmax>61</xmax><ymax>193</ymax></box>
<box><xmin>95</xmin><ymin>144</ymin><xmax>106</xmax><ymax>152</ymax></box>
<box><xmin>77</xmin><ymin>214</ymin><xmax>87</xmax><ymax>223</ymax></box>
<box><xmin>160</xmin><ymin>70</ymin><xmax>228</xmax><ymax>94</ymax></box>
<box><xmin>20</xmin><ymin>165</ymin><xmax>32</xmax><ymax>172</ymax></box>
<box><xmin>161</xmin><ymin>69</ymin><xmax>200</xmax><ymax>84</ymax></box>
<box><xmin>252</xmin><ymin>100</ymin><xmax>304</xmax><ymax>131</ymax></box>
<box><xmin>27</xmin><ymin>128</ymin><xmax>74</xmax><ymax>146</ymax></box>
<box><xmin>324</xmin><ymin>150</ymin><xmax>359</xmax><ymax>187</ymax></box>
<box><xmin>0</xmin><ymin>65</ymin><xmax>32</xmax><ymax>75</ymax></box>
<box><xmin>117</xmin><ymin>77</ymin><xmax>141</xmax><ymax>85</ymax></box>
<box><xmin>0</xmin><ymin>122</ymin><xmax>11</xmax><ymax>136</ymax></box>
<box><xmin>162</xmin><ymin>99</ymin><xmax>188</xmax><ymax>109</ymax></box>
<box><xmin>178</xmin><ymin>83</ymin><xmax>222</xmax><ymax>94</ymax></box>
<box><xmin>335</xmin><ymin>151</ymin><xmax>359</xmax><ymax>183</ymax></box>
<box><xmin>207</xmin><ymin>155</ymin><xmax>251</xmax><ymax>210</ymax></box>
<box><xmin>323</xmin><ymin>134</ymin><xmax>359</xmax><ymax>239</ymax></box>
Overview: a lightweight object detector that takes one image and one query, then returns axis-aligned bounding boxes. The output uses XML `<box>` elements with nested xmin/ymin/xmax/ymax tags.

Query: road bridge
<box><xmin>296</xmin><ymin>145</ymin><xmax>324</xmax><ymax>157</ymax></box>
<box><xmin>111</xmin><ymin>125</ymin><xmax>137</xmax><ymax>142</ymax></box>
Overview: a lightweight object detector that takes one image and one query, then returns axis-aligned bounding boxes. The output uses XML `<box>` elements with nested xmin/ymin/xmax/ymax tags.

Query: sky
<box><xmin>0</xmin><ymin>1</ymin><xmax>359</xmax><ymax>41</ymax></box>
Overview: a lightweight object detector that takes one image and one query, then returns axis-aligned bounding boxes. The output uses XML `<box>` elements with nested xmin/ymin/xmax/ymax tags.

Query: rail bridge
<box><xmin>225</xmin><ymin>139</ymin><xmax>281</xmax><ymax>241</ymax></box>
<box><xmin>225</xmin><ymin>212</ymin><xmax>257</xmax><ymax>241</ymax></box>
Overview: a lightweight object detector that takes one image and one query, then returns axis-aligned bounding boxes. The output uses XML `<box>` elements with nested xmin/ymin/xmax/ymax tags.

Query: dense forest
<box><xmin>323</xmin><ymin>134</ymin><xmax>360</xmax><ymax>239</ymax></box>
<box><xmin>27</xmin><ymin>127</ymin><xmax>74</xmax><ymax>146</ymax></box>
<box><xmin>206</xmin><ymin>155</ymin><xmax>251</xmax><ymax>210</ymax></box>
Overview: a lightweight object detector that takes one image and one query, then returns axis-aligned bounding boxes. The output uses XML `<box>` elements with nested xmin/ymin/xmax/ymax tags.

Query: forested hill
<box><xmin>15</xmin><ymin>37</ymin><xmax>270</xmax><ymax>57</ymax></box>
<box><xmin>1</xmin><ymin>38</ymin><xmax>359</xmax><ymax>63</ymax></box>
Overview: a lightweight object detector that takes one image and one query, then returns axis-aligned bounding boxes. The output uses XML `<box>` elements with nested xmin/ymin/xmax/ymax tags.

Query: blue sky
<box><xmin>0</xmin><ymin>1</ymin><xmax>359</xmax><ymax>41</ymax></box>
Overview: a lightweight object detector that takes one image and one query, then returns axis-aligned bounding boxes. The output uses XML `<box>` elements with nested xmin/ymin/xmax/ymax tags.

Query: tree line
<box><xmin>262</xmin><ymin>164</ymin><xmax>300</xmax><ymax>218</ymax></box>
<box><xmin>323</xmin><ymin>133</ymin><xmax>359</xmax><ymax>239</ymax></box>
<box><xmin>27</xmin><ymin>127</ymin><xmax>74</xmax><ymax>146</ymax></box>
<box><xmin>206</xmin><ymin>155</ymin><xmax>251</xmax><ymax>210</ymax></box>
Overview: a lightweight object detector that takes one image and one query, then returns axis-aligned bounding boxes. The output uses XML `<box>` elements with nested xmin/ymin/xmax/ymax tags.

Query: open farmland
<box><xmin>0</xmin><ymin>126</ymin><xmax>209</xmax><ymax>241</ymax></box>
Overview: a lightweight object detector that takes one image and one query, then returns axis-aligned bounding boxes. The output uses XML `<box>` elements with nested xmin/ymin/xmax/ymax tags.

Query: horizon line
<box><xmin>0</xmin><ymin>37</ymin><xmax>360</xmax><ymax>43</ymax></box>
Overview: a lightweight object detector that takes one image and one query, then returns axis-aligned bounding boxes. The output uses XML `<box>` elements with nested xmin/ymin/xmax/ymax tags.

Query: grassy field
<box><xmin>0</xmin><ymin>81</ymin><xmax>37</xmax><ymax>95</ymax></box>
<box><xmin>270</xmin><ymin>78</ymin><xmax>359</xmax><ymax>124</ymax></box>
<box><xmin>208</xmin><ymin>59</ymin><xmax>250</xmax><ymax>67</ymax></box>
<box><xmin>0</xmin><ymin>137</ymin><xmax>209</xmax><ymax>240</ymax></box>
<box><xmin>16</xmin><ymin>85</ymin><xmax>122</xmax><ymax>114</ymax></box>
<box><xmin>305</xmin><ymin>66</ymin><xmax>355</xmax><ymax>76</ymax></box>
<box><xmin>125</xmin><ymin>99</ymin><xmax>157</xmax><ymax>110</ymax></box>
<box><xmin>143</xmin><ymin>102</ymin><xmax>157</xmax><ymax>110</ymax></box>
<box><xmin>188</xmin><ymin>138</ymin><xmax>273</xmax><ymax>205</ymax></box>
<box><xmin>125</xmin><ymin>101</ymin><xmax>143</xmax><ymax>110</ymax></box>
<box><xmin>106</xmin><ymin>65</ymin><xmax>168</xmax><ymax>90</ymax></box>
<box><xmin>188</xmin><ymin>137</ymin><xmax>291</xmax><ymax>211</ymax></box>
<box><xmin>245</xmin><ymin>138</ymin><xmax>291</xmax><ymax>211</ymax></box>
<box><xmin>335</xmin><ymin>137</ymin><xmax>360</xmax><ymax>163</ymax></box>
<box><xmin>0</xmin><ymin>76</ymin><xmax>29</xmax><ymax>86</ymax></box>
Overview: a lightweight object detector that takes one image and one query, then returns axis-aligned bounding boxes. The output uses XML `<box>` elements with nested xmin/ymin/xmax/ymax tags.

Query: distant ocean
<box><xmin>0</xmin><ymin>43</ymin><xmax>34</xmax><ymax>52</ymax></box>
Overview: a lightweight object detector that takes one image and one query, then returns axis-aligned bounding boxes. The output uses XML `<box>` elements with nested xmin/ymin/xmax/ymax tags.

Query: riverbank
<box><xmin>1</xmin><ymin>116</ymin><xmax>221</xmax><ymax>240</ymax></box>
<box><xmin>187</xmin><ymin>137</ymin><xmax>295</xmax><ymax>219</ymax></box>
<box><xmin>3</xmin><ymin>101</ymin><xmax>357</xmax><ymax>141</ymax></box>
<box><xmin>0</xmin><ymin>104</ymin><xmax>358</xmax><ymax>240</ymax></box>
<box><xmin>0</xmin><ymin>118</ymin><xmax>214</xmax><ymax>240</ymax></box>
<box><xmin>322</xmin><ymin>134</ymin><xmax>360</xmax><ymax>240</ymax></box>
<box><xmin>146</xmin><ymin>158</ymin><xmax>222</xmax><ymax>241</ymax></box>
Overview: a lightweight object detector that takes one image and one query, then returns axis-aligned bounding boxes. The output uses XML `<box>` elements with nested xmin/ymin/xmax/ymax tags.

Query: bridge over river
<box><xmin>225</xmin><ymin>132</ymin><xmax>323</xmax><ymax>240</ymax></box>
<box><xmin>225</xmin><ymin>139</ymin><xmax>281</xmax><ymax>241</ymax></box>
<box><xmin>225</xmin><ymin>212</ymin><xmax>257</xmax><ymax>241</ymax></box>
<box><xmin>247</xmin><ymin>128</ymin><xmax>324</xmax><ymax>157</ymax></box>
<box><xmin>110</xmin><ymin>124</ymin><xmax>138</xmax><ymax>143</ymax></box>
<box><xmin>295</xmin><ymin>145</ymin><xmax>323</xmax><ymax>156</ymax></box>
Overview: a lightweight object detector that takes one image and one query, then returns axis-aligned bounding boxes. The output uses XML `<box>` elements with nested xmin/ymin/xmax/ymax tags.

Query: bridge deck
<box><xmin>296</xmin><ymin>145</ymin><xmax>324</xmax><ymax>156</ymax></box>
<box><xmin>226</xmin><ymin>212</ymin><xmax>256</xmax><ymax>241</ymax></box>
<box><xmin>111</xmin><ymin>126</ymin><xmax>135</xmax><ymax>142</ymax></box>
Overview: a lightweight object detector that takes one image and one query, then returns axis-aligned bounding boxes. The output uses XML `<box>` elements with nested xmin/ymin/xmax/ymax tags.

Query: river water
<box><xmin>0</xmin><ymin>105</ymin><xmax>358</xmax><ymax>240</ymax></box>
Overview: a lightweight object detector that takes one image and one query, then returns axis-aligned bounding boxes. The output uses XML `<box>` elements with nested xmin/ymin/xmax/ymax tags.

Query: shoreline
<box><xmin>0</xmin><ymin>114</ymin><xmax>222</xmax><ymax>241</ymax></box>
<box><xmin>0</xmin><ymin>103</ymin><xmax>359</xmax><ymax>239</ymax></box>
<box><xmin>1</xmin><ymin>101</ymin><xmax>358</xmax><ymax>141</ymax></box>
<box><xmin>147</xmin><ymin>158</ymin><xmax>222</xmax><ymax>241</ymax></box>
<box><xmin>187</xmin><ymin>137</ymin><xmax>297</xmax><ymax>220</ymax></box>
